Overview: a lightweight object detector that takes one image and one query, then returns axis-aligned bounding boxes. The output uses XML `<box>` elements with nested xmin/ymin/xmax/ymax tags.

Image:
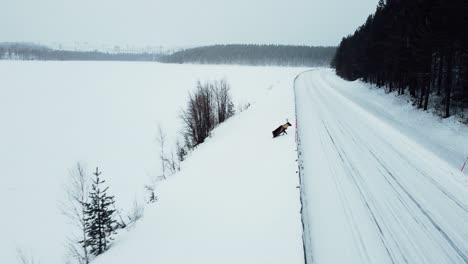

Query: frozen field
<box><xmin>0</xmin><ymin>61</ymin><xmax>306</xmax><ymax>264</ymax></box>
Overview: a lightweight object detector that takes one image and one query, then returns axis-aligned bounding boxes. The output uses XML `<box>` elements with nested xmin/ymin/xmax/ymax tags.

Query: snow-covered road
<box><xmin>295</xmin><ymin>70</ymin><xmax>468</xmax><ymax>264</ymax></box>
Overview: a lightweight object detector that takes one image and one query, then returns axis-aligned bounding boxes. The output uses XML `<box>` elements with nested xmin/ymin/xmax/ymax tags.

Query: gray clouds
<box><xmin>1</xmin><ymin>0</ymin><xmax>378</xmax><ymax>46</ymax></box>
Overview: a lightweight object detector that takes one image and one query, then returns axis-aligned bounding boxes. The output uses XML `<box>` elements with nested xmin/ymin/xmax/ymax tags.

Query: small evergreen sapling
<box><xmin>83</xmin><ymin>167</ymin><xmax>117</xmax><ymax>256</ymax></box>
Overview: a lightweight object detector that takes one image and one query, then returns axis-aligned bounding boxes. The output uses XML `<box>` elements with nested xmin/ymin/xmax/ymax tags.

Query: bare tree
<box><xmin>166</xmin><ymin>151</ymin><xmax>178</xmax><ymax>174</ymax></box>
<box><xmin>156</xmin><ymin>124</ymin><xmax>180</xmax><ymax>179</ymax></box>
<box><xmin>214</xmin><ymin>79</ymin><xmax>235</xmax><ymax>124</ymax></box>
<box><xmin>156</xmin><ymin>124</ymin><xmax>168</xmax><ymax>180</ymax></box>
<box><xmin>181</xmin><ymin>79</ymin><xmax>235</xmax><ymax>149</ymax></box>
<box><xmin>61</xmin><ymin>163</ymin><xmax>90</xmax><ymax>264</ymax></box>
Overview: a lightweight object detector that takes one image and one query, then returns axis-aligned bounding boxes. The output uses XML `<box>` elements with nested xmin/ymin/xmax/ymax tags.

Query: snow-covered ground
<box><xmin>0</xmin><ymin>61</ymin><xmax>305</xmax><ymax>264</ymax></box>
<box><xmin>295</xmin><ymin>69</ymin><xmax>468</xmax><ymax>264</ymax></box>
<box><xmin>3</xmin><ymin>62</ymin><xmax>467</xmax><ymax>264</ymax></box>
<box><xmin>93</xmin><ymin>67</ymin><xmax>304</xmax><ymax>264</ymax></box>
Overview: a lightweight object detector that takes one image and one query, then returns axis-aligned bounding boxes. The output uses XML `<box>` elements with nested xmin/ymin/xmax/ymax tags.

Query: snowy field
<box><xmin>0</xmin><ymin>61</ymin><xmax>306</xmax><ymax>264</ymax></box>
<box><xmin>3</xmin><ymin>62</ymin><xmax>467</xmax><ymax>264</ymax></box>
<box><xmin>296</xmin><ymin>69</ymin><xmax>468</xmax><ymax>264</ymax></box>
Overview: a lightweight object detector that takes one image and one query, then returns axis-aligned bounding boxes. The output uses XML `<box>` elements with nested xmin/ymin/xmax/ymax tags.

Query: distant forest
<box><xmin>0</xmin><ymin>43</ymin><xmax>160</xmax><ymax>61</ymax></box>
<box><xmin>332</xmin><ymin>0</ymin><xmax>468</xmax><ymax>119</ymax></box>
<box><xmin>1</xmin><ymin>43</ymin><xmax>336</xmax><ymax>67</ymax></box>
<box><xmin>160</xmin><ymin>45</ymin><xmax>336</xmax><ymax>67</ymax></box>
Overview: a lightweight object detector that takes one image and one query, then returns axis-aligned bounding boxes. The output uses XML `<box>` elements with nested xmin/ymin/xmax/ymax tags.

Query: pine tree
<box><xmin>83</xmin><ymin>167</ymin><xmax>117</xmax><ymax>256</ymax></box>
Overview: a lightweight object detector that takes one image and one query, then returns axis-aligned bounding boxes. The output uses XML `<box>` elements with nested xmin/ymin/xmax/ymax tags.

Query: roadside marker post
<box><xmin>461</xmin><ymin>157</ymin><xmax>468</xmax><ymax>172</ymax></box>
<box><xmin>295</xmin><ymin>120</ymin><xmax>298</xmax><ymax>143</ymax></box>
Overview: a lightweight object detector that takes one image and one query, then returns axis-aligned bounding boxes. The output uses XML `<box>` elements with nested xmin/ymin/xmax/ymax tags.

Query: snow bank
<box><xmin>0</xmin><ymin>61</ymin><xmax>305</xmax><ymax>264</ymax></box>
<box><xmin>94</xmin><ymin>70</ymin><xmax>304</xmax><ymax>264</ymax></box>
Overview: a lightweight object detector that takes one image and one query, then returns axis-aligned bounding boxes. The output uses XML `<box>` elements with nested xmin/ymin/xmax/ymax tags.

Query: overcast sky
<box><xmin>2</xmin><ymin>0</ymin><xmax>379</xmax><ymax>47</ymax></box>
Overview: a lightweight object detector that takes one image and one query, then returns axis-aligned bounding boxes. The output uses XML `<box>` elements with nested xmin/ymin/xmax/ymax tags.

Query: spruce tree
<box><xmin>83</xmin><ymin>167</ymin><xmax>117</xmax><ymax>256</ymax></box>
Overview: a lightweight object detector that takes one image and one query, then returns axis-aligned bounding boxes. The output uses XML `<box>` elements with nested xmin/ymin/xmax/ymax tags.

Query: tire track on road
<box><xmin>295</xmin><ymin>70</ymin><xmax>468</xmax><ymax>264</ymax></box>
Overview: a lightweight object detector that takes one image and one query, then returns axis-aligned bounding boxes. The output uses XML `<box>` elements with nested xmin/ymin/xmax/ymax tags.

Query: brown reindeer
<box><xmin>272</xmin><ymin>120</ymin><xmax>292</xmax><ymax>138</ymax></box>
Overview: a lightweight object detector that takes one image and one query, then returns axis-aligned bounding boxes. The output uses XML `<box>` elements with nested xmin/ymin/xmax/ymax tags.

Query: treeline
<box><xmin>332</xmin><ymin>0</ymin><xmax>468</xmax><ymax>119</ymax></box>
<box><xmin>160</xmin><ymin>44</ymin><xmax>336</xmax><ymax>67</ymax></box>
<box><xmin>0</xmin><ymin>42</ymin><xmax>161</xmax><ymax>61</ymax></box>
<box><xmin>1</xmin><ymin>43</ymin><xmax>336</xmax><ymax>67</ymax></box>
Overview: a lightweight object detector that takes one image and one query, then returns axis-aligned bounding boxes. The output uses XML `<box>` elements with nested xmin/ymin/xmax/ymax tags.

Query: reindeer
<box><xmin>272</xmin><ymin>119</ymin><xmax>292</xmax><ymax>138</ymax></box>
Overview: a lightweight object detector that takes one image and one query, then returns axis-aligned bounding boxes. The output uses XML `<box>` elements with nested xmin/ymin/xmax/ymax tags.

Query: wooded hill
<box><xmin>332</xmin><ymin>0</ymin><xmax>468</xmax><ymax>119</ymax></box>
<box><xmin>160</xmin><ymin>44</ymin><xmax>336</xmax><ymax>67</ymax></box>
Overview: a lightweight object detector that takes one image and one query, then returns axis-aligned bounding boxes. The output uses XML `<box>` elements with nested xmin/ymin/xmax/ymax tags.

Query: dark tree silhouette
<box><xmin>0</xmin><ymin>42</ymin><xmax>161</xmax><ymax>61</ymax></box>
<box><xmin>1</xmin><ymin>42</ymin><xmax>337</xmax><ymax>68</ymax></box>
<box><xmin>181</xmin><ymin>80</ymin><xmax>236</xmax><ymax>148</ymax></box>
<box><xmin>83</xmin><ymin>167</ymin><xmax>117</xmax><ymax>256</ymax></box>
<box><xmin>161</xmin><ymin>44</ymin><xmax>336</xmax><ymax>67</ymax></box>
<box><xmin>332</xmin><ymin>0</ymin><xmax>468</xmax><ymax>120</ymax></box>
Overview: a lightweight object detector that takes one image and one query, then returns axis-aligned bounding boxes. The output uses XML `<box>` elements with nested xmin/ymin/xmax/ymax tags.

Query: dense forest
<box><xmin>160</xmin><ymin>44</ymin><xmax>336</xmax><ymax>67</ymax></box>
<box><xmin>0</xmin><ymin>42</ymin><xmax>161</xmax><ymax>61</ymax></box>
<box><xmin>332</xmin><ymin>0</ymin><xmax>468</xmax><ymax>119</ymax></box>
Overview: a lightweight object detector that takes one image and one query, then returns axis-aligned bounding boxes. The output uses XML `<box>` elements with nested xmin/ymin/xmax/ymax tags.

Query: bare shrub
<box><xmin>181</xmin><ymin>81</ymin><xmax>215</xmax><ymax>147</ymax></box>
<box><xmin>61</xmin><ymin>162</ymin><xmax>90</xmax><ymax>264</ymax></box>
<box><xmin>176</xmin><ymin>140</ymin><xmax>187</xmax><ymax>163</ymax></box>
<box><xmin>144</xmin><ymin>184</ymin><xmax>158</xmax><ymax>203</ymax></box>
<box><xmin>213</xmin><ymin>79</ymin><xmax>235</xmax><ymax>124</ymax></box>
<box><xmin>126</xmin><ymin>199</ymin><xmax>145</xmax><ymax>228</ymax></box>
<box><xmin>237</xmin><ymin>102</ymin><xmax>251</xmax><ymax>113</ymax></box>
<box><xmin>181</xmin><ymin>79</ymin><xmax>235</xmax><ymax>148</ymax></box>
<box><xmin>17</xmin><ymin>248</ymin><xmax>39</xmax><ymax>264</ymax></box>
<box><xmin>156</xmin><ymin>124</ymin><xmax>180</xmax><ymax>179</ymax></box>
